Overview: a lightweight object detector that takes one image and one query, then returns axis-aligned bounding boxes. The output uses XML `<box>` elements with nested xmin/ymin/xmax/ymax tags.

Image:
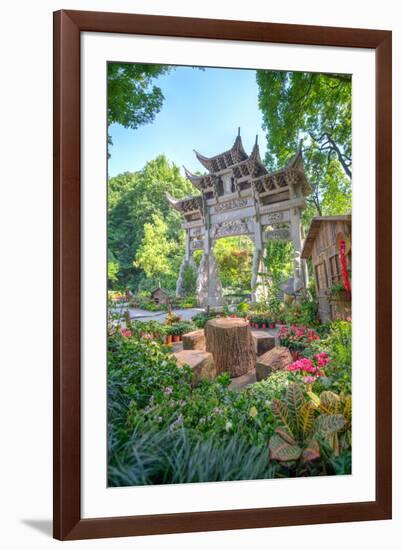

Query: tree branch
<box><xmin>309</xmin><ymin>131</ymin><xmax>352</xmax><ymax>178</ymax></box>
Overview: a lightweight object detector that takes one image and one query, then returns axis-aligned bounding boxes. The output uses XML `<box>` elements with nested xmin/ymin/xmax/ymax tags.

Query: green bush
<box><xmin>166</xmin><ymin>321</ymin><xmax>195</xmax><ymax>336</ymax></box>
<box><xmin>191</xmin><ymin>311</ymin><xmax>221</xmax><ymax>328</ymax></box>
<box><xmin>178</xmin><ymin>295</ymin><xmax>198</xmax><ymax>308</ymax></box>
<box><xmin>108</xmin><ymin>427</ymin><xmax>272</xmax><ymax>486</ymax></box>
<box><xmin>108</xmin><ymin>334</ymin><xmax>277</xmax><ymax>485</ymax></box>
<box><xmin>310</xmin><ymin>320</ymin><xmax>352</xmax><ymax>394</ymax></box>
<box><xmin>245</xmin><ymin>371</ymin><xmax>292</xmax><ymax>403</ymax></box>
<box><xmin>108</xmin><ymin>322</ymin><xmax>352</xmax><ymax>486</ymax></box>
<box><xmin>236</xmin><ymin>302</ymin><xmax>250</xmax><ymax>315</ymax></box>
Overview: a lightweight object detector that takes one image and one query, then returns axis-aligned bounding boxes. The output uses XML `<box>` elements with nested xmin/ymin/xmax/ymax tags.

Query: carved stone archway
<box><xmin>167</xmin><ymin>130</ymin><xmax>311</xmax><ymax>308</ymax></box>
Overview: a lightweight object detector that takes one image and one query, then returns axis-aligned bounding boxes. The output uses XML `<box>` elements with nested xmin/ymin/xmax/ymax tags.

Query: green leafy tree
<box><xmin>108</xmin><ymin>63</ymin><xmax>170</xmax><ymax>133</ymax></box>
<box><xmin>134</xmin><ymin>214</ymin><xmax>177</xmax><ymax>286</ymax></box>
<box><xmin>108</xmin><ymin>155</ymin><xmax>194</xmax><ymax>290</ymax></box>
<box><xmin>257</xmin><ymin>71</ymin><xmax>352</xmax><ymax>222</ymax></box>
<box><xmin>213</xmin><ymin>237</ymin><xmax>253</xmax><ymax>293</ymax></box>
<box><xmin>107</xmin><ymin>251</ymin><xmax>120</xmax><ymax>285</ymax></box>
<box><xmin>182</xmin><ymin>264</ymin><xmax>197</xmax><ymax>296</ymax></box>
<box><xmin>264</xmin><ymin>241</ymin><xmax>294</xmax><ymax>286</ymax></box>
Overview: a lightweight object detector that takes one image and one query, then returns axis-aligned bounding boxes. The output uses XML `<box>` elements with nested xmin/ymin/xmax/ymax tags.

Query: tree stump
<box><xmin>205</xmin><ymin>317</ymin><xmax>255</xmax><ymax>377</ymax></box>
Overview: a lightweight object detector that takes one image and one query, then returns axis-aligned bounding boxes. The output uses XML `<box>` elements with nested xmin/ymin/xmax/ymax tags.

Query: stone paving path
<box><xmin>113</xmin><ymin>306</ymin><xmax>203</xmax><ymax>323</ymax></box>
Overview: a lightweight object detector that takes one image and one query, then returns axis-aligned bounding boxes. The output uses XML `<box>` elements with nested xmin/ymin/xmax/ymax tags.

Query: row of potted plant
<box><xmin>248</xmin><ymin>314</ymin><xmax>277</xmax><ymax>329</ymax></box>
<box><xmin>278</xmin><ymin>325</ymin><xmax>321</xmax><ymax>360</ymax></box>
<box><xmin>121</xmin><ymin>319</ymin><xmax>196</xmax><ymax>344</ymax></box>
<box><xmin>163</xmin><ymin>321</ymin><xmax>195</xmax><ymax>343</ymax></box>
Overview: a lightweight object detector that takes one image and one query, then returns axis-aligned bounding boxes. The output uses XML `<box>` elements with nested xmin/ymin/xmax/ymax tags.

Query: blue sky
<box><xmin>108</xmin><ymin>65</ymin><xmax>267</xmax><ymax>177</ymax></box>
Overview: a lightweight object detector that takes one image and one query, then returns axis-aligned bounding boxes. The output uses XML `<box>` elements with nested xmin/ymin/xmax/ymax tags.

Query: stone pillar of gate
<box><xmin>290</xmin><ymin>207</ymin><xmax>308</xmax><ymax>293</ymax></box>
<box><xmin>176</xmin><ymin>230</ymin><xmax>197</xmax><ymax>297</ymax></box>
<box><xmin>196</xmin><ymin>211</ymin><xmax>224</xmax><ymax>309</ymax></box>
<box><xmin>251</xmin><ymin>220</ymin><xmax>267</xmax><ymax>302</ymax></box>
<box><xmin>176</xmin><ymin>229</ymin><xmax>192</xmax><ymax>298</ymax></box>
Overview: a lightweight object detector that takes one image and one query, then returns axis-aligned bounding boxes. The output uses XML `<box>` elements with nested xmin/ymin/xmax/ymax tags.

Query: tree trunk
<box><xmin>205</xmin><ymin>317</ymin><xmax>255</xmax><ymax>377</ymax></box>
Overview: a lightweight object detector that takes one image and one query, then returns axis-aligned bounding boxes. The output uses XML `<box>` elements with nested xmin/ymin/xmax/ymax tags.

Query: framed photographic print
<box><xmin>53</xmin><ymin>10</ymin><xmax>392</xmax><ymax>540</ymax></box>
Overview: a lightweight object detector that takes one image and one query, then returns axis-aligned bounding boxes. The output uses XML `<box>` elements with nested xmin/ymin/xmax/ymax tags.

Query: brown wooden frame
<box><xmin>54</xmin><ymin>9</ymin><xmax>392</xmax><ymax>541</ymax></box>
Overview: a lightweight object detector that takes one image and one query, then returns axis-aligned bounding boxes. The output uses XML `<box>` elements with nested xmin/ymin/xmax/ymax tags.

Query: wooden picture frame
<box><xmin>53</xmin><ymin>9</ymin><xmax>392</xmax><ymax>540</ymax></box>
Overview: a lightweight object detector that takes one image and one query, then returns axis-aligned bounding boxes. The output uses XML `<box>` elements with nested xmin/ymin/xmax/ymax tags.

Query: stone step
<box><xmin>173</xmin><ymin>349</ymin><xmax>216</xmax><ymax>385</ymax></box>
<box><xmin>251</xmin><ymin>330</ymin><xmax>276</xmax><ymax>356</ymax></box>
<box><xmin>228</xmin><ymin>369</ymin><xmax>257</xmax><ymax>391</ymax></box>
<box><xmin>256</xmin><ymin>346</ymin><xmax>292</xmax><ymax>381</ymax></box>
<box><xmin>182</xmin><ymin>329</ymin><xmax>205</xmax><ymax>351</ymax></box>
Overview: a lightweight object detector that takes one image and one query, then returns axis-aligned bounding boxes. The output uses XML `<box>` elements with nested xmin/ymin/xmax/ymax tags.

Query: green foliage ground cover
<box><xmin>108</xmin><ymin>319</ymin><xmax>352</xmax><ymax>486</ymax></box>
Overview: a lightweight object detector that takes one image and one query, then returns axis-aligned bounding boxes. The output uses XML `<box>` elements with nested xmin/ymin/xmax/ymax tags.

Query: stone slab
<box><xmin>256</xmin><ymin>346</ymin><xmax>292</xmax><ymax>381</ymax></box>
<box><xmin>251</xmin><ymin>330</ymin><xmax>276</xmax><ymax>356</ymax></box>
<box><xmin>182</xmin><ymin>329</ymin><xmax>205</xmax><ymax>351</ymax></box>
<box><xmin>228</xmin><ymin>369</ymin><xmax>257</xmax><ymax>391</ymax></box>
<box><xmin>173</xmin><ymin>349</ymin><xmax>216</xmax><ymax>385</ymax></box>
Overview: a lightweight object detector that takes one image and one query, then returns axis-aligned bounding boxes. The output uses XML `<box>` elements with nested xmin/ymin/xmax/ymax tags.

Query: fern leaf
<box><xmin>269</xmin><ymin>433</ymin><xmax>302</xmax><ymax>462</ymax></box>
<box><xmin>302</xmin><ymin>439</ymin><xmax>320</xmax><ymax>462</ymax></box>
<box><xmin>316</xmin><ymin>414</ymin><xmax>346</xmax><ymax>434</ymax></box>
<box><xmin>271</xmin><ymin>399</ymin><xmax>294</xmax><ymax>436</ymax></box>
<box><xmin>319</xmin><ymin>391</ymin><xmax>340</xmax><ymax>415</ymax></box>
<box><xmin>307</xmin><ymin>390</ymin><xmax>321</xmax><ymax>409</ymax></box>
<box><xmin>343</xmin><ymin>395</ymin><xmax>352</xmax><ymax>425</ymax></box>
<box><xmin>300</xmin><ymin>402</ymin><xmax>315</xmax><ymax>438</ymax></box>
<box><xmin>286</xmin><ymin>384</ymin><xmax>305</xmax><ymax>434</ymax></box>
<box><xmin>275</xmin><ymin>426</ymin><xmax>296</xmax><ymax>445</ymax></box>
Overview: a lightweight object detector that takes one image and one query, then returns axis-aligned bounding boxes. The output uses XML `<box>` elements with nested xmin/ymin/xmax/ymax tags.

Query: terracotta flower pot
<box><xmin>291</xmin><ymin>350</ymin><xmax>299</xmax><ymax>361</ymax></box>
<box><xmin>165</xmin><ymin>335</ymin><xmax>172</xmax><ymax>345</ymax></box>
<box><xmin>172</xmin><ymin>335</ymin><xmax>180</xmax><ymax>343</ymax></box>
<box><xmin>261</xmin><ymin>323</ymin><xmax>267</xmax><ymax>329</ymax></box>
<box><xmin>270</xmin><ymin>322</ymin><xmax>276</xmax><ymax>329</ymax></box>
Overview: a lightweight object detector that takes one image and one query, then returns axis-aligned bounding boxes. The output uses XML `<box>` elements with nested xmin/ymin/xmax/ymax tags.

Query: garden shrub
<box><xmin>108</xmin><ymin>333</ymin><xmax>277</xmax><ymax>484</ymax></box>
<box><xmin>108</xmin><ymin>321</ymin><xmax>352</xmax><ymax>485</ymax></box>
<box><xmin>191</xmin><ymin>311</ymin><xmax>221</xmax><ymax>328</ymax></box>
<box><xmin>267</xmin><ymin>383</ymin><xmax>351</xmax><ymax>477</ymax></box>
<box><xmin>309</xmin><ymin>320</ymin><xmax>352</xmax><ymax>394</ymax></box>
<box><xmin>244</xmin><ymin>371</ymin><xmax>291</xmax><ymax>403</ymax></box>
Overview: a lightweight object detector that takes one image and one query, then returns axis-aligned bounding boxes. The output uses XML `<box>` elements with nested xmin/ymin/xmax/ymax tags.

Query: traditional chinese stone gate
<box><xmin>167</xmin><ymin>130</ymin><xmax>311</xmax><ymax>308</ymax></box>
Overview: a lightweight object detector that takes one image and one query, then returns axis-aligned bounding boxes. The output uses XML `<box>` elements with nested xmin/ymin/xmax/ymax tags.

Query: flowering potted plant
<box><xmin>286</xmin><ymin>352</ymin><xmax>330</xmax><ymax>387</ymax></box>
<box><xmin>278</xmin><ymin>325</ymin><xmax>320</xmax><ymax>359</ymax></box>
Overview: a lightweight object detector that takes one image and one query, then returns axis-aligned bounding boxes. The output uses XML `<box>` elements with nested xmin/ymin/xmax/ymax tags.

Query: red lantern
<box><xmin>339</xmin><ymin>239</ymin><xmax>351</xmax><ymax>301</ymax></box>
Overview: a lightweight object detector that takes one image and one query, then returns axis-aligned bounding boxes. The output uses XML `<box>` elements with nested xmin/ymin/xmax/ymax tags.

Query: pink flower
<box><xmin>121</xmin><ymin>328</ymin><xmax>132</xmax><ymax>338</ymax></box>
<box><xmin>303</xmin><ymin>376</ymin><xmax>316</xmax><ymax>384</ymax></box>
<box><xmin>286</xmin><ymin>350</ymin><xmax>330</xmax><ymax>383</ymax></box>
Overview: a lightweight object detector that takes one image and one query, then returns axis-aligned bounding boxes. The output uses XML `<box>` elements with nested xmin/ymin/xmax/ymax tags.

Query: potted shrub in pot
<box><xmin>169</xmin><ymin>323</ymin><xmax>182</xmax><ymax>343</ymax></box>
<box><xmin>278</xmin><ymin>325</ymin><xmax>320</xmax><ymax>360</ymax></box>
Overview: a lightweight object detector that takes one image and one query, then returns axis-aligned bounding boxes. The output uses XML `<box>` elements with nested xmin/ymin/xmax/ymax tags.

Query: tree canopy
<box><xmin>257</xmin><ymin>71</ymin><xmax>352</xmax><ymax>222</ymax></box>
<box><xmin>213</xmin><ymin>237</ymin><xmax>253</xmax><ymax>294</ymax></box>
<box><xmin>107</xmin><ymin>155</ymin><xmax>194</xmax><ymax>290</ymax></box>
<box><xmin>134</xmin><ymin>214</ymin><xmax>178</xmax><ymax>286</ymax></box>
<box><xmin>108</xmin><ymin>63</ymin><xmax>170</xmax><ymax>130</ymax></box>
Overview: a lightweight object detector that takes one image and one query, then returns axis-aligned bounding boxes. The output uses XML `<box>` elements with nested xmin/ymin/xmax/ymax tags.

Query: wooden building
<box><xmin>150</xmin><ymin>287</ymin><xmax>170</xmax><ymax>306</ymax></box>
<box><xmin>301</xmin><ymin>216</ymin><xmax>351</xmax><ymax>322</ymax></box>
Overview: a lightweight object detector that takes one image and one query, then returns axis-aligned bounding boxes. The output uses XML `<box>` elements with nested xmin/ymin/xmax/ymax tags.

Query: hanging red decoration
<box><xmin>339</xmin><ymin>239</ymin><xmax>351</xmax><ymax>301</ymax></box>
